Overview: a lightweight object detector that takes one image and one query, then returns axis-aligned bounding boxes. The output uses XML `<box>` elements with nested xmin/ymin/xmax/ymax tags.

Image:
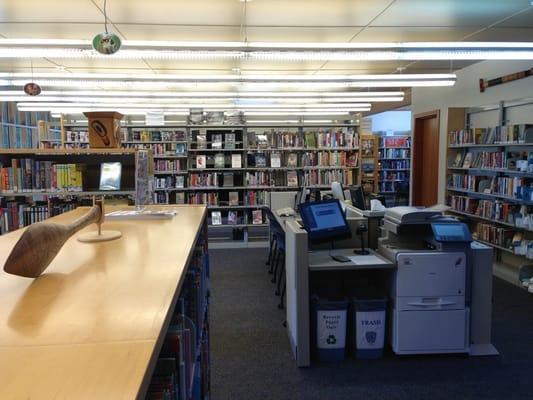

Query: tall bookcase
<box><xmin>0</xmin><ymin>148</ymin><xmax>145</xmax><ymax>234</ymax></box>
<box><xmin>378</xmin><ymin>134</ymin><xmax>411</xmax><ymax>206</ymax></box>
<box><xmin>445</xmin><ymin>100</ymin><xmax>533</xmax><ymax>288</ymax></box>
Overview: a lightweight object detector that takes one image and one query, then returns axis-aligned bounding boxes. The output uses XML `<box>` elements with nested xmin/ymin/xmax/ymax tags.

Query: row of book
<box><xmin>196</xmin><ymin>154</ymin><xmax>242</xmax><ymax>169</ymax></box>
<box><xmin>147</xmin><ymin>242</ymin><xmax>209</xmax><ymax>400</ymax></box>
<box><xmin>126</xmin><ymin>129</ymin><xmax>186</xmax><ymax>143</ymax></box>
<box><xmin>380</xmin><ymin>159</ymin><xmax>410</xmax><ymax>170</ymax></box>
<box><xmin>379</xmin><ymin>136</ymin><xmax>410</xmax><ymax>148</ymax></box>
<box><xmin>449</xmin><ymin>124</ymin><xmax>533</xmax><ymax>146</ymax></box>
<box><xmin>379</xmin><ymin>181</ymin><xmax>407</xmax><ymax>193</ymax></box>
<box><xmin>300</xmin><ymin>151</ymin><xmax>358</xmax><ymax>167</ymax></box>
<box><xmin>191</xmin><ymin>132</ymin><xmax>239</xmax><ymax>150</ymax></box>
<box><xmin>474</xmin><ymin>222</ymin><xmax>514</xmax><ymax>249</ymax></box>
<box><xmin>255</xmin><ymin>129</ymin><xmax>358</xmax><ymax>149</ymax></box>
<box><xmin>155</xmin><ymin>176</ymin><xmax>186</xmax><ymax>190</ymax></box>
<box><xmin>450</xmin><ymin>195</ymin><xmax>517</xmax><ymax>223</ymax></box>
<box><xmin>210</xmin><ymin>209</ymin><xmax>263</xmax><ymax>226</ymax></box>
<box><xmin>379</xmin><ymin>171</ymin><xmax>409</xmax><ymax>181</ymax></box>
<box><xmin>126</xmin><ymin>142</ymin><xmax>187</xmax><ymax>156</ymax></box>
<box><xmin>155</xmin><ymin>159</ymin><xmax>186</xmax><ymax>173</ymax></box>
<box><xmin>154</xmin><ymin>190</ymin><xmax>269</xmax><ymax>206</ymax></box>
<box><xmin>449</xmin><ymin>174</ymin><xmax>527</xmax><ymax>197</ymax></box>
<box><xmin>301</xmin><ymin>169</ymin><xmax>355</xmax><ymax>187</ymax></box>
<box><xmin>0</xmin><ymin>201</ymin><xmax>77</xmax><ymax>234</ymax></box>
<box><xmin>0</xmin><ymin>160</ymin><xmax>84</xmax><ymax>193</ymax></box>
<box><xmin>1</xmin><ymin>103</ymin><xmax>51</xmax><ymax>149</ymax></box>
<box><xmin>451</xmin><ymin>151</ymin><xmax>507</xmax><ymax>169</ymax></box>
<box><xmin>379</xmin><ymin>148</ymin><xmax>409</xmax><ymax>159</ymax></box>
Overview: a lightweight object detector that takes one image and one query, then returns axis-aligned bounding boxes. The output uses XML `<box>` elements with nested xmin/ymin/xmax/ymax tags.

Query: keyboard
<box><xmin>276</xmin><ymin>207</ymin><xmax>295</xmax><ymax>217</ymax></box>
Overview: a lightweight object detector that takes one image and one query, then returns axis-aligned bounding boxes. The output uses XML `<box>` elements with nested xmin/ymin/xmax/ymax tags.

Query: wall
<box><xmin>411</xmin><ymin>60</ymin><xmax>533</xmax><ymax>203</ymax></box>
<box><xmin>370</xmin><ymin>110</ymin><xmax>412</xmax><ymax>134</ymax></box>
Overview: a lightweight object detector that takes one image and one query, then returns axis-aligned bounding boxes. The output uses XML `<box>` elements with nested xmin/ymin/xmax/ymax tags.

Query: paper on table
<box><xmin>347</xmin><ymin>255</ymin><xmax>386</xmax><ymax>265</ymax></box>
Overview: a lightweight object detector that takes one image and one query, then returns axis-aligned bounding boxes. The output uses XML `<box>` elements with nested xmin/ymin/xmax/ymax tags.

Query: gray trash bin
<box><xmin>352</xmin><ymin>297</ymin><xmax>387</xmax><ymax>359</ymax></box>
<box><xmin>312</xmin><ymin>296</ymin><xmax>349</xmax><ymax>362</ymax></box>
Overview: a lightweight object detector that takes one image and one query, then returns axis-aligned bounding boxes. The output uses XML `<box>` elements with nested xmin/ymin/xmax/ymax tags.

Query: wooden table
<box><xmin>0</xmin><ymin>205</ymin><xmax>206</xmax><ymax>400</ymax></box>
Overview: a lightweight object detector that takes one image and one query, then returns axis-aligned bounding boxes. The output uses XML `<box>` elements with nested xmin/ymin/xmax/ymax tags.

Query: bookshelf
<box><xmin>445</xmin><ymin>101</ymin><xmax>533</xmax><ymax>288</ymax></box>
<box><xmin>360</xmin><ymin>134</ymin><xmax>378</xmax><ymax>194</ymax></box>
<box><xmin>16</xmin><ymin>115</ymin><xmax>360</xmax><ymax>246</ymax></box>
<box><xmin>0</xmin><ymin>148</ymin><xmax>148</xmax><ymax>235</ymax></box>
<box><xmin>378</xmin><ymin>135</ymin><xmax>411</xmax><ymax>205</ymax></box>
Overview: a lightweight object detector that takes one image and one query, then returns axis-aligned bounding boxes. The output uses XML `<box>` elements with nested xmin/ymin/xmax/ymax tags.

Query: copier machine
<box><xmin>378</xmin><ymin>207</ymin><xmax>499</xmax><ymax>356</ymax></box>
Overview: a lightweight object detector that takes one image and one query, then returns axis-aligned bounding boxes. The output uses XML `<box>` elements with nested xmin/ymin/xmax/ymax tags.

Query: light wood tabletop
<box><xmin>0</xmin><ymin>205</ymin><xmax>206</xmax><ymax>400</ymax></box>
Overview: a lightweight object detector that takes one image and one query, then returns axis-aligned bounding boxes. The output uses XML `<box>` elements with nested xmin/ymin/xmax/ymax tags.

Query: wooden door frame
<box><xmin>412</xmin><ymin>109</ymin><xmax>440</xmax><ymax>206</ymax></box>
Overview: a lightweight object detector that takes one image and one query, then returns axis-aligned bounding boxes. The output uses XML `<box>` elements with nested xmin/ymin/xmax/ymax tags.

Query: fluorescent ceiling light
<box><xmin>0</xmin><ymin>79</ymin><xmax>450</xmax><ymax>89</ymax></box>
<box><xmin>0</xmin><ymin>89</ymin><xmax>403</xmax><ymax>98</ymax></box>
<box><xmin>0</xmin><ymin>40</ymin><xmax>531</xmax><ymax>60</ymax></box>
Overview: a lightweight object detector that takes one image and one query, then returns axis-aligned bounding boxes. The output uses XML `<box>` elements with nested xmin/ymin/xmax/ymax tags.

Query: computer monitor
<box><xmin>349</xmin><ymin>185</ymin><xmax>366</xmax><ymax>210</ymax></box>
<box><xmin>298</xmin><ymin>199</ymin><xmax>352</xmax><ymax>243</ymax></box>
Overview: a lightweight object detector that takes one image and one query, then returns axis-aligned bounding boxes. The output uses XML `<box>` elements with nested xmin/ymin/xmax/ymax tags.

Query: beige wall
<box><xmin>411</xmin><ymin>60</ymin><xmax>533</xmax><ymax>204</ymax></box>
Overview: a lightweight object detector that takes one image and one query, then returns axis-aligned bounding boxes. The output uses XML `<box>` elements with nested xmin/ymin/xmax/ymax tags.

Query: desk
<box><xmin>0</xmin><ymin>205</ymin><xmax>206</xmax><ymax>400</ymax></box>
<box><xmin>309</xmin><ymin>248</ymin><xmax>394</xmax><ymax>271</ymax></box>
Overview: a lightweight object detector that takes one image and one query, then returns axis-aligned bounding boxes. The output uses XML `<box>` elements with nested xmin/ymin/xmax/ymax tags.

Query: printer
<box><xmin>378</xmin><ymin>206</ymin><xmax>498</xmax><ymax>356</ymax></box>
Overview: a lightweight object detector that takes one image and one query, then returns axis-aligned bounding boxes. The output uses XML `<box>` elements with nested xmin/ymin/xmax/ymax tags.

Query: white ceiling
<box><xmin>0</xmin><ymin>0</ymin><xmax>532</xmax><ymax>75</ymax></box>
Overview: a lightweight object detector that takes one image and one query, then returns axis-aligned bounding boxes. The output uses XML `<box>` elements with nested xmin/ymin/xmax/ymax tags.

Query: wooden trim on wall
<box><xmin>412</xmin><ymin>109</ymin><xmax>440</xmax><ymax>206</ymax></box>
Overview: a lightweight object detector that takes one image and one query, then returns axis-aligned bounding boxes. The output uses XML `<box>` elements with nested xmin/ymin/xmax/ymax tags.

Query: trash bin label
<box><xmin>356</xmin><ymin>311</ymin><xmax>385</xmax><ymax>349</ymax></box>
<box><xmin>317</xmin><ymin>310</ymin><xmax>347</xmax><ymax>349</ymax></box>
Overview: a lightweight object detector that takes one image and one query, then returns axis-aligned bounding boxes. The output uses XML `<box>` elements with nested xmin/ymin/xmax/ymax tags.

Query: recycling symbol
<box><xmin>326</xmin><ymin>335</ymin><xmax>337</xmax><ymax>345</ymax></box>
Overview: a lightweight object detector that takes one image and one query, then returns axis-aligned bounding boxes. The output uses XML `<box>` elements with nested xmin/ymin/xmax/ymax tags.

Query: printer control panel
<box><xmin>431</xmin><ymin>222</ymin><xmax>472</xmax><ymax>243</ymax></box>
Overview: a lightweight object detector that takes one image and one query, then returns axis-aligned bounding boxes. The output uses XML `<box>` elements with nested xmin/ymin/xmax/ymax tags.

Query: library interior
<box><xmin>1</xmin><ymin>1</ymin><xmax>533</xmax><ymax>399</ymax></box>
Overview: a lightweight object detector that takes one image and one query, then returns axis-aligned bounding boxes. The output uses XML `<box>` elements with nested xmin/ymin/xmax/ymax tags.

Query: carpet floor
<box><xmin>209</xmin><ymin>248</ymin><xmax>533</xmax><ymax>400</ymax></box>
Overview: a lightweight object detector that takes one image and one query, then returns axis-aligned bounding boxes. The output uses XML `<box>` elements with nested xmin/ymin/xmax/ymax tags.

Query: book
<box><xmin>214</xmin><ymin>153</ymin><xmax>225</xmax><ymax>168</ymax></box>
<box><xmin>256</xmin><ymin>134</ymin><xmax>269</xmax><ymax>149</ymax></box>
<box><xmin>252</xmin><ymin>209</ymin><xmax>263</xmax><ymax>225</ymax></box>
<box><xmin>197</xmin><ymin>134</ymin><xmax>207</xmax><ymax>149</ymax></box>
<box><xmin>211</xmin><ymin>211</ymin><xmax>222</xmax><ymax>225</ymax></box>
<box><xmin>287</xmin><ymin>170</ymin><xmax>298</xmax><ymax>187</ymax></box>
<box><xmin>175</xmin><ymin>143</ymin><xmax>186</xmax><ymax>155</ymax></box>
<box><xmin>255</xmin><ymin>153</ymin><xmax>267</xmax><ymax>167</ymax></box>
<box><xmin>271</xmin><ymin>153</ymin><xmax>281</xmax><ymax>168</ymax></box>
<box><xmin>304</xmin><ymin>131</ymin><xmax>317</xmax><ymax>148</ymax></box>
<box><xmin>196</xmin><ymin>155</ymin><xmax>206</xmax><ymax>169</ymax></box>
<box><xmin>229</xmin><ymin>191</ymin><xmax>239</xmax><ymax>206</ymax></box>
<box><xmin>227</xmin><ymin>210</ymin><xmax>237</xmax><ymax>225</ymax></box>
<box><xmin>231</xmin><ymin>154</ymin><xmax>242</xmax><ymax>168</ymax></box>
<box><xmin>287</xmin><ymin>153</ymin><xmax>298</xmax><ymax>167</ymax></box>
<box><xmin>452</xmin><ymin>152</ymin><xmax>464</xmax><ymax>167</ymax></box>
<box><xmin>462</xmin><ymin>152</ymin><xmax>473</xmax><ymax>168</ymax></box>
<box><xmin>225</xmin><ymin>133</ymin><xmax>236</xmax><ymax>149</ymax></box>
<box><xmin>175</xmin><ymin>192</ymin><xmax>185</xmax><ymax>204</ymax></box>
<box><xmin>212</xmin><ymin>134</ymin><xmax>223</xmax><ymax>149</ymax></box>
<box><xmin>248</xmin><ymin>131</ymin><xmax>257</xmax><ymax>148</ymax></box>
<box><xmin>223</xmin><ymin>173</ymin><xmax>234</xmax><ymax>187</ymax></box>
<box><xmin>175</xmin><ymin>176</ymin><xmax>184</xmax><ymax>188</ymax></box>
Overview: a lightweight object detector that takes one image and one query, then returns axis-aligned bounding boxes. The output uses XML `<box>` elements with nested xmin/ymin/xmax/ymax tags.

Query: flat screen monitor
<box><xmin>298</xmin><ymin>199</ymin><xmax>352</xmax><ymax>243</ymax></box>
<box><xmin>350</xmin><ymin>186</ymin><xmax>366</xmax><ymax>210</ymax></box>
<box><xmin>99</xmin><ymin>162</ymin><xmax>122</xmax><ymax>191</ymax></box>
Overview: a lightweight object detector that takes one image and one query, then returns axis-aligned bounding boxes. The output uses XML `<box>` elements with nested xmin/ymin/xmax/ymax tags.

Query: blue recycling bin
<box><xmin>352</xmin><ymin>297</ymin><xmax>387</xmax><ymax>359</ymax></box>
<box><xmin>312</xmin><ymin>296</ymin><xmax>349</xmax><ymax>362</ymax></box>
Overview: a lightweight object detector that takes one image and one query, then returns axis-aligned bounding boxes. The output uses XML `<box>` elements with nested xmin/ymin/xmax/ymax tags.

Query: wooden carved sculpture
<box><xmin>3</xmin><ymin>201</ymin><xmax>105</xmax><ymax>278</ymax></box>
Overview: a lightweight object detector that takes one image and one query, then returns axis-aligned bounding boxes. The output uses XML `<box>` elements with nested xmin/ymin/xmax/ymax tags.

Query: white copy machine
<box><xmin>378</xmin><ymin>207</ymin><xmax>498</xmax><ymax>356</ymax></box>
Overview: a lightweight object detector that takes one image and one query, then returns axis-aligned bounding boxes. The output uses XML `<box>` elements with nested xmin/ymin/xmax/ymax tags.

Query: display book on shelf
<box><xmin>446</xmin><ymin>121</ymin><xmax>533</xmax><ymax>260</ymax></box>
<box><xmin>378</xmin><ymin>135</ymin><xmax>411</xmax><ymax>199</ymax></box>
<box><xmin>359</xmin><ymin>134</ymin><xmax>378</xmax><ymax>194</ymax></box>
<box><xmin>146</xmin><ymin>220</ymin><xmax>210</xmax><ymax>400</ymax></box>
<box><xmin>0</xmin><ymin>148</ymin><xmax>143</xmax><ymax>235</ymax></box>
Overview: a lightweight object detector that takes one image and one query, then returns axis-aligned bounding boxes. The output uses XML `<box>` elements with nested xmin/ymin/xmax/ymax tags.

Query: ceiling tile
<box><xmin>0</xmin><ymin>0</ymin><xmax>101</xmax><ymax>22</ymax></box>
<box><xmin>0</xmin><ymin>22</ymin><xmax>100</xmax><ymax>39</ymax></box>
<box><xmin>497</xmin><ymin>7</ymin><xmax>533</xmax><ymax>27</ymax></box>
<box><xmin>353</xmin><ymin>27</ymin><xmax>476</xmax><ymax>42</ymax></box>
<box><xmin>468</xmin><ymin>27</ymin><xmax>533</xmax><ymax>41</ymax></box>
<box><xmin>371</xmin><ymin>0</ymin><xmax>530</xmax><ymax>27</ymax></box>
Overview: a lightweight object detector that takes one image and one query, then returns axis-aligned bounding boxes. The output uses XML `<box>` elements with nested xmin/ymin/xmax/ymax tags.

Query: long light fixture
<box><xmin>0</xmin><ymin>74</ymin><xmax>454</xmax><ymax>88</ymax></box>
<box><xmin>0</xmin><ymin>39</ymin><xmax>531</xmax><ymax>60</ymax></box>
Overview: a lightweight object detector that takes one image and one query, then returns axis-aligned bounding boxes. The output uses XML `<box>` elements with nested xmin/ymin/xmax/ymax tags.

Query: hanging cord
<box><xmin>30</xmin><ymin>58</ymin><xmax>34</xmax><ymax>82</ymax></box>
<box><xmin>103</xmin><ymin>0</ymin><xmax>108</xmax><ymax>33</ymax></box>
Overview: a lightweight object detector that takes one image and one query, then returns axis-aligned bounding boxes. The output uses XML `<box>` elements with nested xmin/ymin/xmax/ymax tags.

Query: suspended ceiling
<box><xmin>0</xmin><ymin>0</ymin><xmax>532</xmax><ymax>115</ymax></box>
